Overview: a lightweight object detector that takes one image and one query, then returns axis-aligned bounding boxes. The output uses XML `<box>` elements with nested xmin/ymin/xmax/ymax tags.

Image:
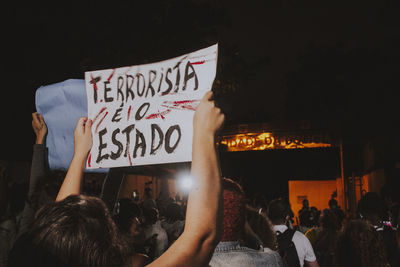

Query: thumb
<box><xmin>75</xmin><ymin>117</ymin><xmax>86</xmax><ymax>134</ymax></box>
<box><xmin>202</xmin><ymin>91</ymin><xmax>214</xmax><ymax>102</ymax></box>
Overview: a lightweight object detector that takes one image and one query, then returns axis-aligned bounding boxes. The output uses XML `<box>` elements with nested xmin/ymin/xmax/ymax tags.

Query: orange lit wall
<box><xmin>362</xmin><ymin>169</ymin><xmax>384</xmax><ymax>194</ymax></box>
<box><xmin>289</xmin><ymin>180</ymin><xmax>337</xmax><ymax>224</ymax></box>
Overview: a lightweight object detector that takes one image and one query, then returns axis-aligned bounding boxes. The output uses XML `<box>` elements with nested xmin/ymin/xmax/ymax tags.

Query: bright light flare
<box><xmin>178</xmin><ymin>175</ymin><xmax>194</xmax><ymax>193</ymax></box>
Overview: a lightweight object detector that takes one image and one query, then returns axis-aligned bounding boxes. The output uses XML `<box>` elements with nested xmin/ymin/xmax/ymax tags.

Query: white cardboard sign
<box><xmin>85</xmin><ymin>44</ymin><xmax>218</xmax><ymax>169</ymax></box>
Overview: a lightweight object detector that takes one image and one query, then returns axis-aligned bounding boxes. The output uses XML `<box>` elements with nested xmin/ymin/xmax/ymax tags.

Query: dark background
<box><xmin>2</xmin><ymin>2</ymin><xmax>400</xmax><ymax>192</ymax></box>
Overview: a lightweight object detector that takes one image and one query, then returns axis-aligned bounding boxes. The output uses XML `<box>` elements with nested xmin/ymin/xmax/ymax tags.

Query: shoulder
<box><xmin>263</xmin><ymin>247</ymin><xmax>284</xmax><ymax>261</ymax></box>
<box><xmin>293</xmin><ymin>230</ymin><xmax>313</xmax><ymax>248</ymax></box>
<box><xmin>294</xmin><ymin>230</ymin><xmax>308</xmax><ymax>240</ymax></box>
<box><xmin>211</xmin><ymin>246</ymin><xmax>282</xmax><ymax>266</ymax></box>
<box><xmin>155</xmin><ymin>222</ymin><xmax>167</xmax><ymax>234</ymax></box>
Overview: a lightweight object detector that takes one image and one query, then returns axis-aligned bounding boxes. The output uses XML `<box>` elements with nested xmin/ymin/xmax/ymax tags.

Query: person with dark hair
<box><xmin>161</xmin><ymin>202</ymin><xmax>185</xmax><ymax>246</ymax></box>
<box><xmin>335</xmin><ymin>219</ymin><xmax>389</xmax><ymax>267</ymax></box>
<box><xmin>142</xmin><ymin>187</ymin><xmax>157</xmax><ymax>212</ymax></box>
<box><xmin>1</xmin><ymin>112</ymin><xmax>53</xmax><ymax>267</ymax></box>
<box><xmin>245</xmin><ymin>204</ymin><xmax>278</xmax><ymax>251</ymax></box>
<box><xmin>299</xmin><ymin>199</ymin><xmax>310</xmax><ymax>218</ymax></box>
<box><xmin>9</xmin><ymin>91</ymin><xmax>225</xmax><ymax>267</ymax></box>
<box><xmin>268</xmin><ymin>199</ymin><xmax>319</xmax><ymax>267</ymax></box>
<box><xmin>357</xmin><ymin>192</ymin><xmax>398</xmax><ymax>266</ymax></box>
<box><xmin>114</xmin><ymin>198</ymin><xmax>143</xmax><ymax>236</ymax></box>
<box><xmin>328</xmin><ymin>198</ymin><xmax>345</xmax><ymax>229</ymax></box>
<box><xmin>298</xmin><ymin>200</ymin><xmax>319</xmax><ymax>234</ymax></box>
<box><xmin>113</xmin><ymin>198</ymin><xmax>150</xmax><ymax>266</ymax></box>
<box><xmin>17</xmin><ymin>113</ymin><xmax>58</xmax><ymax>235</ymax></box>
<box><xmin>311</xmin><ymin>209</ymin><xmax>340</xmax><ymax>267</ymax></box>
<box><xmin>141</xmin><ymin>207</ymin><xmax>168</xmax><ymax>260</ymax></box>
<box><xmin>209</xmin><ymin>178</ymin><xmax>283</xmax><ymax>267</ymax></box>
<box><xmin>251</xmin><ymin>193</ymin><xmax>268</xmax><ymax>215</ymax></box>
<box><xmin>9</xmin><ymin>195</ymin><xmax>129</xmax><ymax>267</ymax></box>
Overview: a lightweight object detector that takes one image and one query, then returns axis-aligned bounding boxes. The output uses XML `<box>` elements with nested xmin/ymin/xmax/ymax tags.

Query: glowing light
<box><xmin>178</xmin><ymin>175</ymin><xmax>194</xmax><ymax>193</ymax></box>
<box><xmin>220</xmin><ymin>132</ymin><xmax>332</xmax><ymax>151</ymax></box>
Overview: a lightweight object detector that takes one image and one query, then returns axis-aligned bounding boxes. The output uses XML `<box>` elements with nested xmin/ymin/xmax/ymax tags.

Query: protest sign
<box><xmin>35</xmin><ymin>79</ymin><xmax>109</xmax><ymax>172</ymax></box>
<box><xmin>85</xmin><ymin>44</ymin><xmax>218</xmax><ymax>169</ymax></box>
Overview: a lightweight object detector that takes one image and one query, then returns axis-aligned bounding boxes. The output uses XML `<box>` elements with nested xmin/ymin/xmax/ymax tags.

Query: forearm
<box><xmin>148</xmin><ymin>134</ymin><xmax>222</xmax><ymax>267</ymax></box>
<box><xmin>148</xmin><ymin>91</ymin><xmax>223</xmax><ymax>266</ymax></box>
<box><xmin>56</xmin><ymin>117</ymin><xmax>92</xmax><ymax>202</ymax></box>
<box><xmin>28</xmin><ymin>144</ymin><xmax>47</xmax><ymax>197</ymax></box>
<box><xmin>185</xmin><ymin>132</ymin><xmax>221</xmax><ymax>240</ymax></box>
<box><xmin>55</xmin><ymin>154</ymin><xmax>86</xmax><ymax>201</ymax></box>
<box><xmin>19</xmin><ymin>144</ymin><xmax>48</xmax><ymax>235</ymax></box>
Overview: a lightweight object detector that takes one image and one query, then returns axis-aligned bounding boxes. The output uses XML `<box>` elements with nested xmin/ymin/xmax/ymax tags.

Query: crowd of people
<box><xmin>1</xmin><ymin>91</ymin><xmax>400</xmax><ymax>267</ymax></box>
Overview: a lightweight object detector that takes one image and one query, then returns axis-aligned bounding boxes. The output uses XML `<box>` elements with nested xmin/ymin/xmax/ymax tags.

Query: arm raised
<box><xmin>148</xmin><ymin>91</ymin><xmax>225</xmax><ymax>267</ymax></box>
<box><xmin>56</xmin><ymin>118</ymin><xmax>92</xmax><ymax>202</ymax></box>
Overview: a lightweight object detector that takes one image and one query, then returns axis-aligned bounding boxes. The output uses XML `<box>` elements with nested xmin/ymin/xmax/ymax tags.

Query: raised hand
<box><xmin>56</xmin><ymin>117</ymin><xmax>93</xmax><ymax>202</ymax></box>
<box><xmin>73</xmin><ymin>117</ymin><xmax>93</xmax><ymax>160</ymax></box>
<box><xmin>193</xmin><ymin>91</ymin><xmax>225</xmax><ymax>137</ymax></box>
<box><xmin>32</xmin><ymin>112</ymin><xmax>47</xmax><ymax>144</ymax></box>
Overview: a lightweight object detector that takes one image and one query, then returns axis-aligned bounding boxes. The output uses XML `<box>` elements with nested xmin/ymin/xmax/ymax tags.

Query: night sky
<box><xmin>3</xmin><ymin>2</ymin><xmax>400</xmax><ymax>166</ymax></box>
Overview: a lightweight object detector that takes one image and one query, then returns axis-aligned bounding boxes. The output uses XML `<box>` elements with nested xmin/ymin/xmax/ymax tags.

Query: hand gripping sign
<box><xmin>85</xmin><ymin>44</ymin><xmax>218</xmax><ymax>169</ymax></box>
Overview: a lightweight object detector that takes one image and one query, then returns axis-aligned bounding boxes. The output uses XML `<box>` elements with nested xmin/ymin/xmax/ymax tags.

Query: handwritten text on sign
<box><xmin>85</xmin><ymin>44</ymin><xmax>218</xmax><ymax>169</ymax></box>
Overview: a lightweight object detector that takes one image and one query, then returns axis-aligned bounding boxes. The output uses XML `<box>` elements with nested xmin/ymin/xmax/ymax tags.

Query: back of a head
<box><xmin>144</xmin><ymin>187</ymin><xmax>153</xmax><ymax>198</ymax></box>
<box><xmin>143</xmin><ymin>207</ymin><xmax>159</xmax><ymax>226</ymax></box>
<box><xmin>335</xmin><ymin>219</ymin><xmax>388</xmax><ymax>267</ymax></box>
<box><xmin>246</xmin><ymin>205</ymin><xmax>277</xmax><ymax>250</ymax></box>
<box><xmin>267</xmin><ymin>199</ymin><xmax>289</xmax><ymax>225</ymax></box>
<box><xmin>320</xmin><ymin>208</ymin><xmax>340</xmax><ymax>231</ymax></box>
<box><xmin>299</xmin><ymin>206</ymin><xmax>319</xmax><ymax>228</ymax></box>
<box><xmin>165</xmin><ymin>202</ymin><xmax>184</xmax><ymax>223</ymax></box>
<box><xmin>329</xmin><ymin>198</ymin><xmax>338</xmax><ymax>209</ymax></box>
<box><xmin>114</xmin><ymin>198</ymin><xmax>142</xmax><ymax>234</ymax></box>
<box><xmin>357</xmin><ymin>192</ymin><xmax>387</xmax><ymax>222</ymax></box>
<box><xmin>221</xmin><ymin>178</ymin><xmax>245</xmax><ymax>242</ymax></box>
<box><xmin>8</xmin><ymin>195</ymin><xmax>128</xmax><ymax>267</ymax></box>
<box><xmin>302</xmin><ymin>199</ymin><xmax>309</xmax><ymax>208</ymax></box>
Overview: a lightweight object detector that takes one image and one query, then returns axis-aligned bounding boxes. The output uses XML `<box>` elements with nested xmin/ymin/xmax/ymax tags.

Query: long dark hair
<box><xmin>164</xmin><ymin>202</ymin><xmax>184</xmax><ymax>223</ymax></box>
<box><xmin>246</xmin><ymin>205</ymin><xmax>278</xmax><ymax>250</ymax></box>
<box><xmin>335</xmin><ymin>219</ymin><xmax>388</xmax><ymax>267</ymax></box>
<box><xmin>9</xmin><ymin>195</ymin><xmax>129</xmax><ymax>267</ymax></box>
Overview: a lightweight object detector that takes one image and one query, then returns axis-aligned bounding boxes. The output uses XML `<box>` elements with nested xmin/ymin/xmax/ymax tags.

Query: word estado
<box><xmin>89</xmin><ymin>60</ymin><xmax>200</xmax><ymax>166</ymax></box>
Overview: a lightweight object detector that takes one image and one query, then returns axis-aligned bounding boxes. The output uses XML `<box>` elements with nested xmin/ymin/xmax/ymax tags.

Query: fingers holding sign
<box><xmin>56</xmin><ymin>117</ymin><xmax>92</xmax><ymax>202</ymax></box>
<box><xmin>73</xmin><ymin>117</ymin><xmax>93</xmax><ymax>160</ymax></box>
<box><xmin>194</xmin><ymin>91</ymin><xmax>225</xmax><ymax>136</ymax></box>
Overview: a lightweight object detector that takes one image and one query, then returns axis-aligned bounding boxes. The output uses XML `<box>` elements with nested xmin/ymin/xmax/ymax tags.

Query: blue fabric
<box><xmin>209</xmin><ymin>241</ymin><xmax>283</xmax><ymax>267</ymax></box>
<box><xmin>35</xmin><ymin>79</ymin><xmax>108</xmax><ymax>172</ymax></box>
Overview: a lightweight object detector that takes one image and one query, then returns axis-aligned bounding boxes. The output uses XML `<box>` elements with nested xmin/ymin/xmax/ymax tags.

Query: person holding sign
<box><xmin>8</xmin><ymin>91</ymin><xmax>225</xmax><ymax>267</ymax></box>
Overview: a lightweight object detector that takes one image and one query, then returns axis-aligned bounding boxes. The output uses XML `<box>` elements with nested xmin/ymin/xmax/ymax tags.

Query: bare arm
<box><xmin>148</xmin><ymin>91</ymin><xmax>225</xmax><ymax>267</ymax></box>
<box><xmin>56</xmin><ymin>118</ymin><xmax>92</xmax><ymax>202</ymax></box>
